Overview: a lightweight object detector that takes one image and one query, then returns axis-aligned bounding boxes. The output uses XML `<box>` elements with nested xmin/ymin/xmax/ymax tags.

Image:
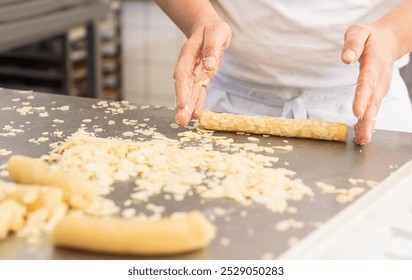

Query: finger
<box><xmin>354</xmin><ymin>96</ymin><xmax>381</xmax><ymax>145</ymax></box>
<box><xmin>192</xmin><ymin>87</ymin><xmax>206</xmax><ymax>119</ymax></box>
<box><xmin>174</xmin><ymin>31</ymin><xmax>204</xmax><ymax>108</ymax></box>
<box><xmin>176</xmin><ymin>76</ymin><xmax>201</xmax><ymax>126</ymax></box>
<box><xmin>341</xmin><ymin>24</ymin><xmax>371</xmax><ymax>64</ymax></box>
<box><xmin>354</xmin><ymin>69</ymin><xmax>391</xmax><ymax>145</ymax></box>
<box><xmin>189</xmin><ymin>83</ymin><xmax>200</xmax><ymax>117</ymax></box>
<box><xmin>176</xmin><ymin>88</ymin><xmax>191</xmax><ymax>126</ymax></box>
<box><xmin>202</xmin><ymin>22</ymin><xmax>232</xmax><ymax>72</ymax></box>
<box><xmin>174</xmin><ymin>70</ymin><xmax>192</xmax><ymax>126</ymax></box>
<box><xmin>353</xmin><ymin>57</ymin><xmax>377</xmax><ymax>118</ymax></box>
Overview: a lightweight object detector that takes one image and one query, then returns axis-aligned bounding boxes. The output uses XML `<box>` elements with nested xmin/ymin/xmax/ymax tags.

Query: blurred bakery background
<box><xmin>0</xmin><ymin>0</ymin><xmax>411</xmax><ymax>107</ymax></box>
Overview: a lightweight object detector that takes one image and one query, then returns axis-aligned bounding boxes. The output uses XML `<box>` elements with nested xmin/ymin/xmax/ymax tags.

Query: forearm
<box><xmin>154</xmin><ymin>0</ymin><xmax>222</xmax><ymax>37</ymax></box>
<box><xmin>374</xmin><ymin>0</ymin><xmax>412</xmax><ymax>59</ymax></box>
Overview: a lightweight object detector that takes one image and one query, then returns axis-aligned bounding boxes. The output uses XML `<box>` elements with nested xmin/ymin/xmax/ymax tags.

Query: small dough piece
<box><xmin>53</xmin><ymin>211</ymin><xmax>216</xmax><ymax>255</ymax></box>
<box><xmin>199</xmin><ymin>110</ymin><xmax>348</xmax><ymax>141</ymax></box>
<box><xmin>7</xmin><ymin>155</ymin><xmax>97</xmax><ymax>209</ymax></box>
<box><xmin>0</xmin><ymin>199</ymin><xmax>26</xmax><ymax>239</ymax></box>
<box><xmin>3</xmin><ymin>183</ymin><xmax>63</xmax><ymax>214</ymax></box>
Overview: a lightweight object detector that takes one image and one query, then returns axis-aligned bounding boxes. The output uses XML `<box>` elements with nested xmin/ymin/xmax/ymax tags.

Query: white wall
<box><xmin>122</xmin><ymin>1</ymin><xmax>185</xmax><ymax>106</ymax></box>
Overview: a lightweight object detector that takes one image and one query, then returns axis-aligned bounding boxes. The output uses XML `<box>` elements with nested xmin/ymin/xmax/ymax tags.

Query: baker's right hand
<box><xmin>174</xmin><ymin>20</ymin><xmax>232</xmax><ymax>126</ymax></box>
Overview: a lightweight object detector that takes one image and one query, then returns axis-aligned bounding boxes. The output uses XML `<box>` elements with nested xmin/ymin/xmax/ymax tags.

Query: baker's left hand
<box><xmin>341</xmin><ymin>23</ymin><xmax>400</xmax><ymax>145</ymax></box>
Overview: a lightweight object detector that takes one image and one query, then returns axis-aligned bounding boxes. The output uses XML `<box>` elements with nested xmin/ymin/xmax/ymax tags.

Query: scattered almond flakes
<box><xmin>315</xmin><ymin>182</ymin><xmax>337</xmax><ymax>194</ymax></box>
<box><xmin>0</xmin><ymin>149</ymin><xmax>12</xmax><ymax>156</ymax></box>
<box><xmin>286</xmin><ymin>206</ymin><xmax>297</xmax><ymax>214</ymax></box>
<box><xmin>52</xmin><ymin>131</ymin><xmax>64</xmax><ymax>138</ymax></box>
<box><xmin>247</xmin><ymin>136</ymin><xmax>260</xmax><ymax>142</ymax></box>
<box><xmin>366</xmin><ymin>180</ymin><xmax>378</xmax><ymax>188</ymax></box>
<box><xmin>121</xmin><ymin>208</ymin><xmax>136</xmax><ymax>219</ymax></box>
<box><xmin>274</xmin><ymin>218</ymin><xmax>304</xmax><ymax>232</ymax></box>
<box><xmin>272</xmin><ymin>145</ymin><xmax>293</xmax><ymax>151</ymax></box>
<box><xmin>287</xmin><ymin>236</ymin><xmax>300</xmax><ymax>247</ymax></box>
<box><xmin>316</xmin><ymin>181</ymin><xmax>366</xmax><ymax>204</ymax></box>
<box><xmin>140</xmin><ymin>105</ymin><xmax>150</xmax><ymax>110</ymax></box>
<box><xmin>44</xmin><ymin>131</ymin><xmax>313</xmax><ymax>214</ymax></box>
<box><xmin>260</xmin><ymin>252</ymin><xmax>275</xmax><ymax>260</ymax></box>
<box><xmin>239</xmin><ymin>210</ymin><xmax>248</xmax><ymax>217</ymax></box>
<box><xmin>309</xmin><ymin>221</ymin><xmax>323</xmax><ymax>229</ymax></box>
<box><xmin>57</xmin><ymin>106</ymin><xmax>70</xmax><ymax>111</ymax></box>
<box><xmin>348</xmin><ymin>187</ymin><xmax>365</xmax><ymax>197</ymax></box>
<box><xmin>336</xmin><ymin>194</ymin><xmax>353</xmax><ymax>204</ymax></box>
<box><xmin>179</xmin><ymin>137</ymin><xmax>191</xmax><ymax>142</ymax></box>
<box><xmin>123</xmin><ymin>199</ymin><xmax>132</xmax><ymax>207</ymax></box>
<box><xmin>348</xmin><ymin>178</ymin><xmax>365</xmax><ymax>186</ymax></box>
<box><xmin>145</xmin><ymin>203</ymin><xmax>165</xmax><ymax>214</ymax></box>
<box><xmin>17</xmin><ymin>90</ymin><xmax>33</xmax><ymax>94</ymax></box>
<box><xmin>213</xmin><ymin>207</ymin><xmax>226</xmax><ymax>217</ymax></box>
<box><xmin>170</xmin><ymin>123</ymin><xmax>180</xmax><ymax>129</ymax></box>
<box><xmin>264</xmin><ymin>147</ymin><xmax>275</xmax><ymax>154</ymax></box>
<box><xmin>16</xmin><ymin>106</ymin><xmax>32</xmax><ymax>115</ymax></box>
<box><xmin>123</xmin><ymin>119</ymin><xmax>138</xmax><ymax>126</ymax></box>
<box><xmin>219</xmin><ymin>237</ymin><xmax>230</xmax><ymax>247</ymax></box>
<box><xmin>29</xmin><ymin>137</ymin><xmax>49</xmax><ymax>144</ymax></box>
<box><xmin>122</xmin><ymin>131</ymin><xmax>134</xmax><ymax>137</ymax></box>
<box><xmin>82</xmin><ymin>119</ymin><xmax>92</xmax><ymax>123</ymax></box>
<box><xmin>336</xmin><ymin>187</ymin><xmax>365</xmax><ymax>204</ymax></box>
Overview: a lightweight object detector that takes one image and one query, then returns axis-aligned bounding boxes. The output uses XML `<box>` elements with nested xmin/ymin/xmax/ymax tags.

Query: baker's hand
<box><xmin>174</xmin><ymin>20</ymin><xmax>232</xmax><ymax>126</ymax></box>
<box><xmin>341</xmin><ymin>24</ymin><xmax>400</xmax><ymax>145</ymax></box>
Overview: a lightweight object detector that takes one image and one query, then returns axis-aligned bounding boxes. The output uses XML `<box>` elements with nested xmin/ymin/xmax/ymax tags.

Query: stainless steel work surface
<box><xmin>0</xmin><ymin>88</ymin><xmax>411</xmax><ymax>260</ymax></box>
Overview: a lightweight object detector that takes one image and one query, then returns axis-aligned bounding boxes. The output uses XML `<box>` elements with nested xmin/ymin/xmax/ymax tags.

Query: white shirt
<box><xmin>211</xmin><ymin>0</ymin><xmax>408</xmax><ymax>88</ymax></box>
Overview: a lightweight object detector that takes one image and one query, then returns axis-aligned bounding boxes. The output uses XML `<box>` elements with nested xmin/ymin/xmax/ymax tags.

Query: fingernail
<box><xmin>343</xmin><ymin>49</ymin><xmax>356</xmax><ymax>64</ymax></box>
<box><xmin>192</xmin><ymin>111</ymin><xmax>200</xmax><ymax>119</ymax></box>
<box><xmin>203</xmin><ymin>56</ymin><xmax>217</xmax><ymax>70</ymax></box>
<box><xmin>176</xmin><ymin>110</ymin><xmax>189</xmax><ymax>126</ymax></box>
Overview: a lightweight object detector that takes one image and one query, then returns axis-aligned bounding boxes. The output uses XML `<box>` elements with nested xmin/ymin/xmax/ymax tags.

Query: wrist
<box><xmin>372</xmin><ymin>22</ymin><xmax>402</xmax><ymax>61</ymax></box>
<box><xmin>190</xmin><ymin>18</ymin><xmax>225</xmax><ymax>36</ymax></box>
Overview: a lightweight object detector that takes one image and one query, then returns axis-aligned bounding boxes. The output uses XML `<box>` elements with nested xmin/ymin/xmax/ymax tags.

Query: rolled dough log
<box><xmin>53</xmin><ymin>211</ymin><xmax>216</xmax><ymax>255</ymax></box>
<box><xmin>199</xmin><ymin>110</ymin><xmax>348</xmax><ymax>141</ymax></box>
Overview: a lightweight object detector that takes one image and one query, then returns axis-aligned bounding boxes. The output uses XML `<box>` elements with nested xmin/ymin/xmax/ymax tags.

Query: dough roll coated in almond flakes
<box><xmin>199</xmin><ymin>110</ymin><xmax>348</xmax><ymax>141</ymax></box>
<box><xmin>53</xmin><ymin>211</ymin><xmax>216</xmax><ymax>255</ymax></box>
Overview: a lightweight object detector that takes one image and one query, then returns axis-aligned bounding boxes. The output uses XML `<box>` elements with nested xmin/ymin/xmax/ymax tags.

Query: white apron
<box><xmin>205</xmin><ymin>69</ymin><xmax>412</xmax><ymax>132</ymax></box>
<box><xmin>205</xmin><ymin>0</ymin><xmax>412</xmax><ymax>132</ymax></box>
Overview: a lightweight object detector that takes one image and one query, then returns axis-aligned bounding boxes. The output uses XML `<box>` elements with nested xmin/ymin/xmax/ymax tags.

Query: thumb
<box><xmin>201</xmin><ymin>21</ymin><xmax>232</xmax><ymax>71</ymax></box>
<box><xmin>341</xmin><ymin>24</ymin><xmax>371</xmax><ymax>64</ymax></box>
